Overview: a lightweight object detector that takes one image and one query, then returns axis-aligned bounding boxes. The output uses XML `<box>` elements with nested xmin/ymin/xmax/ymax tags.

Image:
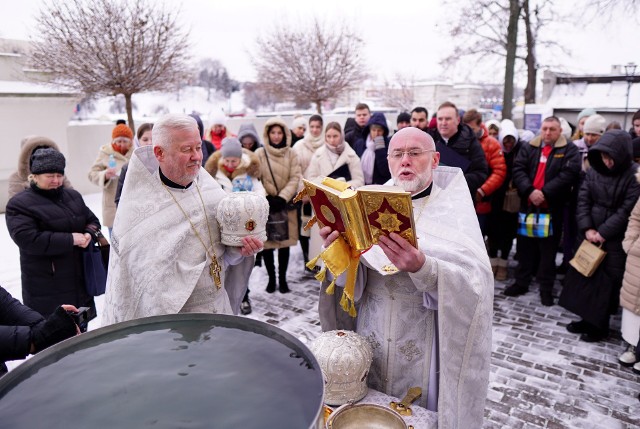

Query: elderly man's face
<box><xmin>437</xmin><ymin>107</ymin><xmax>460</xmax><ymax>139</ymax></box>
<box><xmin>388</xmin><ymin>130</ymin><xmax>440</xmax><ymax>193</ymax></box>
<box><xmin>155</xmin><ymin>126</ymin><xmax>203</xmax><ymax>186</ymax></box>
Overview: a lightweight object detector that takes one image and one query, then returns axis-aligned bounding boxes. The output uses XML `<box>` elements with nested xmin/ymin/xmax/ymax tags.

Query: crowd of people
<box><xmin>3</xmin><ymin>103</ymin><xmax>640</xmax><ymax>423</ymax></box>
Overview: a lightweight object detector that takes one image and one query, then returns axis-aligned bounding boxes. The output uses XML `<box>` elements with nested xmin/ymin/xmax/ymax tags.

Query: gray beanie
<box><xmin>220</xmin><ymin>137</ymin><xmax>243</xmax><ymax>158</ymax></box>
<box><xmin>30</xmin><ymin>148</ymin><xmax>66</xmax><ymax>175</ymax></box>
<box><xmin>583</xmin><ymin>114</ymin><xmax>606</xmax><ymax>135</ymax></box>
<box><xmin>577</xmin><ymin>108</ymin><xmax>597</xmax><ymax>121</ymax></box>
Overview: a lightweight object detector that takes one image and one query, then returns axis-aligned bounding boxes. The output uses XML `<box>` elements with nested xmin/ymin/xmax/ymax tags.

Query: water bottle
<box><xmin>108</xmin><ymin>154</ymin><xmax>118</xmax><ymax>176</ymax></box>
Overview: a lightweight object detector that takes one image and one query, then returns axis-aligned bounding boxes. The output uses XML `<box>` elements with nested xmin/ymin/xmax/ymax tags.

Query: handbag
<box><xmin>502</xmin><ymin>184</ymin><xmax>520</xmax><ymax>213</ymax></box>
<box><xmin>264</xmin><ymin>151</ymin><xmax>290</xmax><ymax>242</ymax></box>
<box><xmin>569</xmin><ymin>239</ymin><xmax>607</xmax><ymax>277</ymax></box>
<box><xmin>83</xmin><ymin>238</ymin><xmax>107</xmax><ymax>296</ymax></box>
<box><xmin>517</xmin><ymin>209</ymin><xmax>553</xmax><ymax>238</ymax></box>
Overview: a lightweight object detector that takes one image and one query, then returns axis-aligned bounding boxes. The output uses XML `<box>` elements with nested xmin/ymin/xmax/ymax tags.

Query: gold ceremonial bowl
<box><xmin>326</xmin><ymin>403</ymin><xmax>409</xmax><ymax>429</ymax></box>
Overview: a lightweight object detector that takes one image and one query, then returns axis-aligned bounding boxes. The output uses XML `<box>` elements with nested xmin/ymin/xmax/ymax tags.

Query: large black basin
<box><xmin>0</xmin><ymin>314</ymin><xmax>324</xmax><ymax>428</ymax></box>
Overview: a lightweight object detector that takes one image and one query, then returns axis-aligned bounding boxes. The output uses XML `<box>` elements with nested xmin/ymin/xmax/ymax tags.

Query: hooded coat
<box><xmin>88</xmin><ymin>144</ymin><xmax>132</xmax><ymax>227</ymax></box>
<box><xmin>353</xmin><ymin>112</ymin><xmax>391</xmax><ymax>185</ymax></box>
<box><xmin>8</xmin><ymin>136</ymin><xmax>73</xmax><ymax>199</ymax></box>
<box><xmin>255</xmin><ymin>118</ymin><xmax>302</xmax><ymax>249</ymax></box>
<box><xmin>237</xmin><ymin>123</ymin><xmax>262</xmax><ymax>153</ymax></box>
<box><xmin>560</xmin><ymin>130</ymin><xmax>640</xmax><ymax>329</ymax></box>
<box><xmin>204</xmin><ymin>149</ymin><xmax>265</xmax><ymax>195</ymax></box>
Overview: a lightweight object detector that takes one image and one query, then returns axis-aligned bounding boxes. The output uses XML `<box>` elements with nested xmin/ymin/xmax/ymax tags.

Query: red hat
<box><xmin>112</xmin><ymin>124</ymin><xmax>133</xmax><ymax>140</ymax></box>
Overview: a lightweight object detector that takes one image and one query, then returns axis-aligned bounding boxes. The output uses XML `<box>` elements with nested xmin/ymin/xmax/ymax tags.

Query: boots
<box><xmin>495</xmin><ymin>258</ymin><xmax>508</xmax><ymax>281</ymax></box>
<box><xmin>263</xmin><ymin>250</ymin><xmax>276</xmax><ymax>293</ymax></box>
<box><xmin>278</xmin><ymin>248</ymin><xmax>290</xmax><ymax>293</ymax></box>
<box><xmin>619</xmin><ymin>343</ymin><xmax>637</xmax><ymax>367</ymax></box>
<box><xmin>490</xmin><ymin>258</ymin><xmax>498</xmax><ymax>277</ymax></box>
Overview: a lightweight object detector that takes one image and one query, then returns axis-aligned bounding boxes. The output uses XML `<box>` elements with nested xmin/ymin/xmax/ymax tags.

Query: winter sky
<box><xmin>0</xmin><ymin>0</ymin><xmax>638</xmax><ymax>85</ymax></box>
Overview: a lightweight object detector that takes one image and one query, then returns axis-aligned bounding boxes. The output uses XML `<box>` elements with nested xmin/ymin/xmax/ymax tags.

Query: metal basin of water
<box><xmin>0</xmin><ymin>314</ymin><xmax>324</xmax><ymax>429</ymax></box>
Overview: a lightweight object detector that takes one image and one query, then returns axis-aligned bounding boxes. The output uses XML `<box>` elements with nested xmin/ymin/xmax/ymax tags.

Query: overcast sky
<box><xmin>0</xmin><ymin>0</ymin><xmax>638</xmax><ymax>85</ymax></box>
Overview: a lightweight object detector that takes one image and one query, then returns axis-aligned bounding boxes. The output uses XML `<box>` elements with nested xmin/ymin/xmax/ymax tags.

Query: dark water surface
<box><xmin>0</xmin><ymin>316</ymin><xmax>323</xmax><ymax>428</ymax></box>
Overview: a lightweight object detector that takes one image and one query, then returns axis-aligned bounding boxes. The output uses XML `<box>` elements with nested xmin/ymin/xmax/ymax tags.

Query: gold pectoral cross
<box><xmin>209</xmin><ymin>258</ymin><xmax>221</xmax><ymax>289</ymax></box>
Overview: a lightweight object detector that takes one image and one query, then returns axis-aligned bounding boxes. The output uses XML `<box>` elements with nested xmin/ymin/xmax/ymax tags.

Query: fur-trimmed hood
<box><xmin>17</xmin><ymin>136</ymin><xmax>62</xmax><ymax>179</ymax></box>
<box><xmin>204</xmin><ymin>148</ymin><xmax>261</xmax><ymax>180</ymax></box>
<box><xmin>262</xmin><ymin>117</ymin><xmax>292</xmax><ymax>156</ymax></box>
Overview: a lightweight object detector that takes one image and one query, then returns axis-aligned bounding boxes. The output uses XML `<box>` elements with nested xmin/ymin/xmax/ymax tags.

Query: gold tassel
<box><xmin>348</xmin><ymin>300</ymin><xmax>357</xmax><ymax>317</ymax></box>
<box><xmin>303</xmin><ymin>216</ymin><xmax>317</xmax><ymax>231</ymax></box>
<box><xmin>293</xmin><ymin>188</ymin><xmax>307</xmax><ymax>203</ymax></box>
<box><xmin>307</xmin><ymin>254</ymin><xmax>320</xmax><ymax>269</ymax></box>
<box><xmin>315</xmin><ymin>267</ymin><xmax>326</xmax><ymax>282</ymax></box>
<box><xmin>326</xmin><ymin>279</ymin><xmax>336</xmax><ymax>295</ymax></box>
<box><xmin>339</xmin><ymin>293</ymin><xmax>350</xmax><ymax>313</ymax></box>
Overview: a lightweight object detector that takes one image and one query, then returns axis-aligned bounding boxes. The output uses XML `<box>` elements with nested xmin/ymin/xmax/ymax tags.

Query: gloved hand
<box><xmin>267</xmin><ymin>195</ymin><xmax>287</xmax><ymax>212</ymax></box>
<box><xmin>31</xmin><ymin>306</ymin><xmax>78</xmax><ymax>354</ymax></box>
<box><xmin>373</xmin><ymin>136</ymin><xmax>386</xmax><ymax>150</ymax></box>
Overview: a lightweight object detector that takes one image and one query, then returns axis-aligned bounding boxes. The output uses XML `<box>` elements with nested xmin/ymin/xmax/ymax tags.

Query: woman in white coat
<box><xmin>305</xmin><ymin>122</ymin><xmax>365</xmax><ymax>266</ymax></box>
<box><xmin>305</xmin><ymin>122</ymin><xmax>364</xmax><ymax>188</ymax></box>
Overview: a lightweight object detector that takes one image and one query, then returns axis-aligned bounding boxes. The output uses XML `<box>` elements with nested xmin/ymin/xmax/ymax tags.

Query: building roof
<box><xmin>0</xmin><ymin>80</ymin><xmax>79</xmax><ymax>97</ymax></box>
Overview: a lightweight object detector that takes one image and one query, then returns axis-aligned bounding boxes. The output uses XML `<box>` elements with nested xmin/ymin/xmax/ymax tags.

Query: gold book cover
<box><xmin>301</xmin><ymin>178</ymin><xmax>417</xmax><ymax>251</ymax></box>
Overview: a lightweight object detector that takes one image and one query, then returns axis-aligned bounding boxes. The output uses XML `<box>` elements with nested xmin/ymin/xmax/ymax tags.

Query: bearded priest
<box><xmin>318</xmin><ymin>127</ymin><xmax>493</xmax><ymax>428</ymax></box>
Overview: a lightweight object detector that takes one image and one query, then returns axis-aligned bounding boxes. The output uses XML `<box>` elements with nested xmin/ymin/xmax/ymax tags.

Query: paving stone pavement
<box><xmin>244</xmin><ymin>247</ymin><xmax>640</xmax><ymax>428</ymax></box>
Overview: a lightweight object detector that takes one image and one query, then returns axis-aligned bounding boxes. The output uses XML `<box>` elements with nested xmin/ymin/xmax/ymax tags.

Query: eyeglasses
<box><xmin>388</xmin><ymin>149</ymin><xmax>434</xmax><ymax>160</ymax></box>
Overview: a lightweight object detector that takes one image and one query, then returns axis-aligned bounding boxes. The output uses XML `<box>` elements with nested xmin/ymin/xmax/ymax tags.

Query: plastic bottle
<box><xmin>108</xmin><ymin>154</ymin><xmax>119</xmax><ymax>176</ymax></box>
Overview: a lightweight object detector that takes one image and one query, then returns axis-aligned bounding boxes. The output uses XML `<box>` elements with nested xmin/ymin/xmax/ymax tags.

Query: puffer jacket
<box><xmin>622</xmin><ymin>171</ymin><xmax>640</xmax><ymax>315</ymax></box>
<box><xmin>205</xmin><ymin>149</ymin><xmax>265</xmax><ymax>195</ymax></box>
<box><xmin>476</xmin><ymin>124</ymin><xmax>507</xmax><ymax>214</ymax></box>
<box><xmin>353</xmin><ymin>112</ymin><xmax>391</xmax><ymax>185</ymax></box>
<box><xmin>5</xmin><ymin>185</ymin><xmax>100</xmax><ymax>317</ymax></box>
<box><xmin>8</xmin><ymin>136</ymin><xmax>73</xmax><ymax>199</ymax></box>
<box><xmin>255</xmin><ymin>117</ymin><xmax>302</xmax><ymax>249</ymax></box>
<box><xmin>88</xmin><ymin>144</ymin><xmax>132</xmax><ymax>227</ymax></box>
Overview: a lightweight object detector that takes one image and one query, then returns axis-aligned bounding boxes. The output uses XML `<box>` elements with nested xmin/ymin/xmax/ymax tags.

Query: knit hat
<box><xmin>30</xmin><ymin>148</ymin><xmax>66</xmax><ymax>175</ymax></box>
<box><xmin>112</xmin><ymin>124</ymin><xmax>133</xmax><ymax>140</ymax></box>
<box><xmin>292</xmin><ymin>117</ymin><xmax>307</xmax><ymax>129</ymax></box>
<box><xmin>396</xmin><ymin>112</ymin><xmax>411</xmax><ymax>124</ymax></box>
<box><xmin>220</xmin><ymin>137</ymin><xmax>243</xmax><ymax>158</ymax></box>
<box><xmin>210</xmin><ymin>111</ymin><xmax>227</xmax><ymax>127</ymax></box>
<box><xmin>577</xmin><ymin>108</ymin><xmax>597</xmax><ymax>122</ymax></box>
<box><xmin>583</xmin><ymin>114</ymin><xmax>606</xmax><ymax>135</ymax></box>
<box><xmin>559</xmin><ymin>117</ymin><xmax>572</xmax><ymax>139</ymax></box>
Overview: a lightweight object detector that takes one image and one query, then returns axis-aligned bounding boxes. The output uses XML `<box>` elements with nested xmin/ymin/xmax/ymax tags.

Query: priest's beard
<box><xmin>392</xmin><ymin>169</ymin><xmax>431</xmax><ymax>193</ymax></box>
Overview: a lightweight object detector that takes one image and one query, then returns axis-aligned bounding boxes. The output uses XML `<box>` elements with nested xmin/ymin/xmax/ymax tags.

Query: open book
<box><xmin>297</xmin><ymin>177</ymin><xmax>417</xmax><ymax>252</ymax></box>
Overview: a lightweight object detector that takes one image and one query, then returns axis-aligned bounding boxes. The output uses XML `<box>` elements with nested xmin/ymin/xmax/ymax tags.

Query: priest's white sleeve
<box><xmin>408</xmin><ymin>255</ymin><xmax>439</xmax><ymax>310</ymax></box>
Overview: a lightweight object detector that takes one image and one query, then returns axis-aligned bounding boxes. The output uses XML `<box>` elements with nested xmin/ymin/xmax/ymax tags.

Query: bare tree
<box><xmin>380</xmin><ymin>73</ymin><xmax>416</xmax><ymax>112</ymax></box>
<box><xmin>243</xmin><ymin>82</ymin><xmax>279</xmax><ymax>111</ymax></box>
<box><xmin>252</xmin><ymin>17</ymin><xmax>368</xmax><ymax>114</ymax></box>
<box><xmin>30</xmin><ymin>0</ymin><xmax>191</xmax><ymax>132</ymax></box>
<box><xmin>442</xmin><ymin>0</ymin><xmax>565</xmax><ymax>118</ymax></box>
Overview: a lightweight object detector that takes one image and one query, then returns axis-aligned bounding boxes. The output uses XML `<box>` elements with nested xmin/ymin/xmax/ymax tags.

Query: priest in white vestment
<box><xmin>102</xmin><ymin>114</ymin><xmax>263</xmax><ymax>325</ymax></box>
<box><xmin>319</xmin><ymin>127</ymin><xmax>493</xmax><ymax>428</ymax></box>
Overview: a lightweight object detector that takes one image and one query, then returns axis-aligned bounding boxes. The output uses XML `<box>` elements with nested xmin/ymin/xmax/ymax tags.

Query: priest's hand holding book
<box><xmin>319</xmin><ymin>226</ymin><xmax>425</xmax><ymax>273</ymax></box>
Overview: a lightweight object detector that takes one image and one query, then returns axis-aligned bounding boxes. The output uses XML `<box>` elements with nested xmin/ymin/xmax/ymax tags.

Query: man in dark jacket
<box><xmin>0</xmin><ymin>286</ymin><xmax>79</xmax><ymax>375</ymax></box>
<box><xmin>189</xmin><ymin>113</ymin><xmax>215</xmax><ymax>165</ymax></box>
<box><xmin>430</xmin><ymin>101</ymin><xmax>488</xmax><ymax>198</ymax></box>
<box><xmin>344</xmin><ymin>103</ymin><xmax>371</xmax><ymax>147</ymax></box>
<box><xmin>505</xmin><ymin>116</ymin><xmax>581</xmax><ymax>306</ymax></box>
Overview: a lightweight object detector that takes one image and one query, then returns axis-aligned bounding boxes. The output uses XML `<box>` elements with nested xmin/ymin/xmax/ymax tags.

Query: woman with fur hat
<box><xmin>8</xmin><ymin>136</ymin><xmax>73</xmax><ymax>198</ymax></box>
<box><xmin>88</xmin><ymin>123</ymin><xmax>134</xmax><ymax>235</ymax></box>
<box><xmin>205</xmin><ymin>137</ymin><xmax>264</xmax><ymax>315</ymax></box>
<box><xmin>6</xmin><ymin>148</ymin><xmax>101</xmax><ymax>321</ymax></box>
<box><xmin>255</xmin><ymin>118</ymin><xmax>302</xmax><ymax>294</ymax></box>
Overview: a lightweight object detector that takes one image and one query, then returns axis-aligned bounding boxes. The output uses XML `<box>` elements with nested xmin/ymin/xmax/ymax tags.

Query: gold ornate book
<box><xmin>297</xmin><ymin>177</ymin><xmax>417</xmax><ymax>252</ymax></box>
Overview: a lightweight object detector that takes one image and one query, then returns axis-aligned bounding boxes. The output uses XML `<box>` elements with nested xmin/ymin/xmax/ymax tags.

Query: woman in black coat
<box><xmin>560</xmin><ymin>130</ymin><xmax>640</xmax><ymax>342</ymax></box>
<box><xmin>5</xmin><ymin>149</ymin><xmax>101</xmax><ymax>319</ymax></box>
